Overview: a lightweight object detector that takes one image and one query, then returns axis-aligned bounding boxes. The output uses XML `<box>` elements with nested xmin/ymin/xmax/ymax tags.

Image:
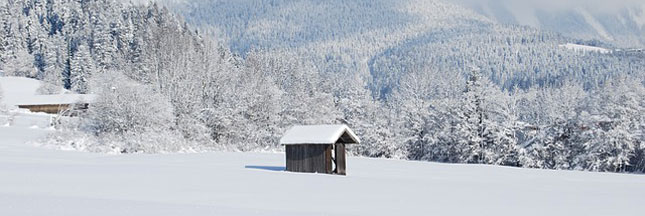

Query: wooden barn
<box><xmin>280</xmin><ymin>125</ymin><xmax>360</xmax><ymax>175</ymax></box>
<box><xmin>16</xmin><ymin>94</ymin><xmax>96</xmax><ymax>116</ymax></box>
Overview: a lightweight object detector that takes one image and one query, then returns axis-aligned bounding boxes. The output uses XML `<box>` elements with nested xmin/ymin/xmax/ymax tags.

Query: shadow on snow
<box><xmin>244</xmin><ymin>165</ymin><xmax>285</xmax><ymax>172</ymax></box>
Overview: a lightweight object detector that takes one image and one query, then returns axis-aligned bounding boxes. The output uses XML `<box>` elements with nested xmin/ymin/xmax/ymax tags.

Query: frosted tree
<box><xmin>453</xmin><ymin>68</ymin><xmax>487</xmax><ymax>163</ymax></box>
<box><xmin>481</xmin><ymin>97</ymin><xmax>520</xmax><ymax>166</ymax></box>
<box><xmin>389</xmin><ymin>67</ymin><xmax>436</xmax><ymax>160</ymax></box>
<box><xmin>86</xmin><ymin>71</ymin><xmax>182</xmax><ymax>153</ymax></box>
<box><xmin>0</xmin><ymin>2</ymin><xmax>9</xmax><ymax>62</ymax></box>
<box><xmin>357</xmin><ymin>104</ymin><xmax>400</xmax><ymax>158</ymax></box>
<box><xmin>4</xmin><ymin>48</ymin><xmax>37</xmax><ymax>77</ymax></box>
<box><xmin>583</xmin><ymin>119</ymin><xmax>636</xmax><ymax>172</ymax></box>
<box><xmin>70</xmin><ymin>43</ymin><xmax>94</xmax><ymax>93</ymax></box>
<box><xmin>38</xmin><ymin>36</ymin><xmax>66</xmax><ymax>94</ymax></box>
<box><xmin>519</xmin><ymin>83</ymin><xmax>588</xmax><ymax>170</ymax></box>
<box><xmin>579</xmin><ymin>78</ymin><xmax>643</xmax><ymax>172</ymax></box>
<box><xmin>449</xmin><ymin>68</ymin><xmax>519</xmax><ymax>164</ymax></box>
<box><xmin>89</xmin><ymin>7</ymin><xmax>116</xmax><ymax>72</ymax></box>
<box><xmin>232</xmin><ymin>52</ymin><xmax>283</xmax><ymax>151</ymax></box>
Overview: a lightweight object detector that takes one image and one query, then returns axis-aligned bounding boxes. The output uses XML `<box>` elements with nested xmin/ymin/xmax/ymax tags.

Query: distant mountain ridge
<box><xmin>454</xmin><ymin>0</ymin><xmax>645</xmax><ymax>48</ymax></box>
<box><xmin>157</xmin><ymin>0</ymin><xmax>644</xmax><ymax>96</ymax></box>
<box><xmin>156</xmin><ymin>0</ymin><xmax>491</xmax><ymax>57</ymax></box>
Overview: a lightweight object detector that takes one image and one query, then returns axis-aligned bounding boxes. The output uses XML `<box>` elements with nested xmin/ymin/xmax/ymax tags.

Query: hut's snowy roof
<box><xmin>280</xmin><ymin>124</ymin><xmax>360</xmax><ymax>145</ymax></box>
<box><xmin>15</xmin><ymin>94</ymin><xmax>97</xmax><ymax>106</ymax></box>
<box><xmin>0</xmin><ymin>76</ymin><xmax>96</xmax><ymax>107</ymax></box>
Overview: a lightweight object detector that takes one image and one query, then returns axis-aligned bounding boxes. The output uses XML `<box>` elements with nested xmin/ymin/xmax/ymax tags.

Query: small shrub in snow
<box><xmin>86</xmin><ymin>72</ymin><xmax>175</xmax><ymax>135</ymax></box>
<box><xmin>45</xmin><ymin>71</ymin><xmax>192</xmax><ymax>153</ymax></box>
<box><xmin>41</xmin><ymin>128</ymin><xmax>193</xmax><ymax>154</ymax></box>
<box><xmin>97</xmin><ymin>130</ymin><xmax>191</xmax><ymax>154</ymax></box>
<box><xmin>37</xmin><ymin>130</ymin><xmax>100</xmax><ymax>152</ymax></box>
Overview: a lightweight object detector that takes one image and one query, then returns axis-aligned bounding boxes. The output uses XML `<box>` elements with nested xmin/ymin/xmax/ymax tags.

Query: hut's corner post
<box><xmin>325</xmin><ymin>144</ymin><xmax>333</xmax><ymax>174</ymax></box>
<box><xmin>285</xmin><ymin>145</ymin><xmax>292</xmax><ymax>172</ymax></box>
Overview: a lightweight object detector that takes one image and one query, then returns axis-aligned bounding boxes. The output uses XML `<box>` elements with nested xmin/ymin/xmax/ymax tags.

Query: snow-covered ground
<box><xmin>0</xmin><ymin>124</ymin><xmax>643</xmax><ymax>216</ymax></box>
<box><xmin>0</xmin><ymin>77</ymin><xmax>96</xmax><ymax>129</ymax></box>
<box><xmin>0</xmin><ymin>77</ymin><xmax>45</xmax><ymax>108</ymax></box>
<box><xmin>559</xmin><ymin>43</ymin><xmax>612</xmax><ymax>54</ymax></box>
<box><xmin>1</xmin><ymin>77</ymin><xmax>644</xmax><ymax>215</ymax></box>
<box><xmin>0</xmin><ymin>77</ymin><xmax>94</xmax><ymax>109</ymax></box>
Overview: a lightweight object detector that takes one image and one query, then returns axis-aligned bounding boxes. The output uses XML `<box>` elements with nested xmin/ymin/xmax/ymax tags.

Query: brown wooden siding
<box><xmin>17</xmin><ymin>104</ymin><xmax>89</xmax><ymax>115</ymax></box>
<box><xmin>334</xmin><ymin>143</ymin><xmax>346</xmax><ymax>175</ymax></box>
<box><xmin>285</xmin><ymin>144</ymin><xmax>333</xmax><ymax>174</ymax></box>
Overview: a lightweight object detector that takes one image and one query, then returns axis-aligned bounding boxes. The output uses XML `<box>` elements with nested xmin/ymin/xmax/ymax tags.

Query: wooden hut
<box><xmin>280</xmin><ymin>125</ymin><xmax>360</xmax><ymax>175</ymax></box>
<box><xmin>16</xmin><ymin>94</ymin><xmax>96</xmax><ymax>116</ymax></box>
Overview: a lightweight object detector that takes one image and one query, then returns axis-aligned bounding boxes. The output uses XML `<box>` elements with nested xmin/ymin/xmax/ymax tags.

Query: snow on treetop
<box><xmin>559</xmin><ymin>43</ymin><xmax>611</xmax><ymax>54</ymax></box>
<box><xmin>0</xmin><ymin>77</ymin><xmax>44</xmax><ymax>107</ymax></box>
<box><xmin>280</xmin><ymin>124</ymin><xmax>360</xmax><ymax>145</ymax></box>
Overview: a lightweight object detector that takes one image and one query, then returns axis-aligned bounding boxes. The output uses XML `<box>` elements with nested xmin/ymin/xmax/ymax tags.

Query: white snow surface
<box><xmin>1</xmin><ymin>77</ymin><xmax>643</xmax><ymax>216</ymax></box>
<box><xmin>0</xmin><ymin>125</ymin><xmax>644</xmax><ymax>216</ymax></box>
<box><xmin>559</xmin><ymin>43</ymin><xmax>611</xmax><ymax>54</ymax></box>
<box><xmin>279</xmin><ymin>124</ymin><xmax>360</xmax><ymax>145</ymax></box>
<box><xmin>0</xmin><ymin>77</ymin><xmax>44</xmax><ymax>108</ymax></box>
<box><xmin>0</xmin><ymin>77</ymin><xmax>92</xmax><ymax>108</ymax></box>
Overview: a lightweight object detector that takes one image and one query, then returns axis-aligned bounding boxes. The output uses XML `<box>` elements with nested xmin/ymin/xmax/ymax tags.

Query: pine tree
<box><xmin>580</xmin><ymin>78</ymin><xmax>642</xmax><ymax>172</ymax></box>
<box><xmin>0</xmin><ymin>3</ymin><xmax>9</xmax><ymax>74</ymax></box>
<box><xmin>90</xmin><ymin>5</ymin><xmax>116</xmax><ymax>72</ymax></box>
<box><xmin>451</xmin><ymin>67</ymin><xmax>520</xmax><ymax>164</ymax></box>
<box><xmin>4</xmin><ymin>48</ymin><xmax>38</xmax><ymax>77</ymax></box>
<box><xmin>390</xmin><ymin>68</ymin><xmax>434</xmax><ymax>160</ymax></box>
<box><xmin>455</xmin><ymin>68</ymin><xmax>486</xmax><ymax>163</ymax></box>
<box><xmin>38</xmin><ymin>35</ymin><xmax>66</xmax><ymax>94</ymax></box>
<box><xmin>70</xmin><ymin>43</ymin><xmax>94</xmax><ymax>93</ymax></box>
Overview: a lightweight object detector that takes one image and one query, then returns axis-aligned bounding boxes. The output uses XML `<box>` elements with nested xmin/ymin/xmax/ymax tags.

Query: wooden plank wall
<box><xmin>335</xmin><ymin>143</ymin><xmax>346</xmax><ymax>175</ymax></box>
<box><xmin>18</xmin><ymin>104</ymin><xmax>71</xmax><ymax>114</ymax></box>
<box><xmin>17</xmin><ymin>104</ymin><xmax>89</xmax><ymax>115</ymax></box>
<box><xmin>285</xmin><ymin>144</ymin><xmax>333</xmax><ymax>174</ymax></box>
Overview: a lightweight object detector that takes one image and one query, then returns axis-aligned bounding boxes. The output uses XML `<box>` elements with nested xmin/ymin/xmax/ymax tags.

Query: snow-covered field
<box><xmin>1</xmin><ymin>77</ymin><xmax>644</xmax><ymax>215</ymax></box>
<box><xmin>0</xmin><ymin>124</ymin><xmax>643</xmax><ymax>216</ymax></box>
<box><xmin>0</xmin><ymin>77</ymin><xmax>45</xmax><ymax>108</ymax></box>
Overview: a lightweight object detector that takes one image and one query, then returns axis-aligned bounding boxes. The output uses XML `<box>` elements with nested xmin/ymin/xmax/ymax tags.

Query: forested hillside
<box><xmin>1</xmin><ymin>0</ymin><xmax>644</xmax><ymax>173</ymax></box>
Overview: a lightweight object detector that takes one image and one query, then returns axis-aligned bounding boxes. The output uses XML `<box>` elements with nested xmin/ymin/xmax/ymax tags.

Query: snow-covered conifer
<box><xmin>70</xmin><ymin>43</ymin><xmax>94</xmax><ymax>93</ymax></box>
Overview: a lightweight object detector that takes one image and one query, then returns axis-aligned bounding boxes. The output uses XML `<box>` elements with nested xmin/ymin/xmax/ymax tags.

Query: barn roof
<box><xmin>15</xmin><ymin>94</ymin><xmax>97</xmax><ymax>106</ymax></box>
<box><xmin>280</xmin><ymin>124</ymin><xmax>360</xmax><ymax>145</ymax></box>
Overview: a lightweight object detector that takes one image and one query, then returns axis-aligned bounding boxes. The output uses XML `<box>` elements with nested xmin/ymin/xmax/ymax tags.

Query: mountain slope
<box><xmin>158</xmin><ymin>0</ymin><xmax>492</xmax><ymax>69</ymax></box>
<box><xmin>160</xmin><ymin>0</ymin><xmax>645</xmax><ymax>97</ymax></box>
<box><xmin>454</xmin><ymin>0</ymin><xmax>645</xmax><ymax>47</ymax></box>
